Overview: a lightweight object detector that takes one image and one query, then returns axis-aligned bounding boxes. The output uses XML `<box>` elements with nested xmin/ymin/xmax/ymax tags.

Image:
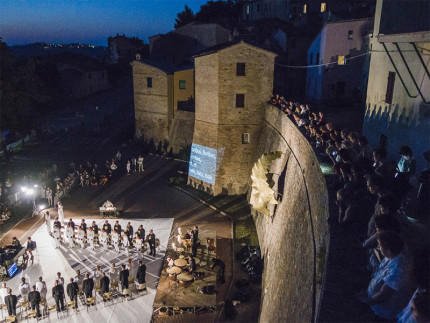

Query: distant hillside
<box><xmin>10</xmin><ymin>42</ymin><xmax>106</xmax><ymax>60</ymax></box>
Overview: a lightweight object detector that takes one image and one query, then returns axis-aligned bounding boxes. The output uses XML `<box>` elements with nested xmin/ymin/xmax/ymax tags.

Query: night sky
<box><xmin>0</xmin><ymin>0</ymin><xmax>208</xmax><ymax>46</ymax></box>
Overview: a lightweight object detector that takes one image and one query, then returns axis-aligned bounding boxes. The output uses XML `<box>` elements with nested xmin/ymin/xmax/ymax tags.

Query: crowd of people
<box><xmin>1</xmin><ymin>218</ymin><xmax>154</xmax><ymax>318</ymax></box>
<box><xmin>270</xmin><ymin>94</ymin><xmax>430</xmax><ymax>322</ymax></box>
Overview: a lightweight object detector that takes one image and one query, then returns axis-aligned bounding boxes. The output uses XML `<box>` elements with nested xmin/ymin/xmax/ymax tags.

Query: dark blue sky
<box><xmin>0</xmin><ymin>0</ymin><xmax>208</xmax><ymax>46</ymax></box>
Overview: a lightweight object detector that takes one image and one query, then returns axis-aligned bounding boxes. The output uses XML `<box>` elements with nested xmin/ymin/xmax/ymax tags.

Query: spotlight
<box><xmin>39</xmin><ymin>204</ymin><xmax>46</xmax><ymax>211</ymax></box>
<box><xmin>25</xmin><ymin>189</ymin><xmax>34</xmax><ymax>196</ymax></box>
<box><xmin>21</xmin><ymin>186</ymin><xmax>28</xmax><ymax>192</ymax></box>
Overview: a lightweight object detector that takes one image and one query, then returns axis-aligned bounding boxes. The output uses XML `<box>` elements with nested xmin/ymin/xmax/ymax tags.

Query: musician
<box><xmin>210</xmin><ymin>258</ymin><xmax>226</xmax><ymax>283</ymax></box>
<box><xmin>114</xmin><ymin>221</ymin><xmax>121</xmax><ymax>235</ymax></box>
<box><xmin>19</xmin><ymin>277</ymin><xmax>30</xmax><ymax>302</ymax></box>
<box><xmin>136</xmin><ymin>225</ymin><xmax>145</xmax><ymax>241</ymax></box>
<box><xmin>74</xmin><ymin>270</ymin><xmax>84</xmax><ymax>291</ymax></box>
<box><xmin>66</xmin><ymin>223</ymin><xmax>74</xmax><ymax>248</ymax></box>
<box><xmin>109</xmin><ymin>263</ymin><xmax>118</xmax><ymax>285</ymax></box>
<box><xmin>35</xmin><ymin>277</ymin><xmax>47</xmax><ymax>301</ymax></box>
<box><xmin>135</xmin><ymin>235</ymin><xmax>143</xmax><ymax>259</ymax></box>
<box><xmin>82</xmin><ymin>274</ymin><xmax>94</xmax><ymax>298</ymax></box>
<box><xmin>94</xmin><ymin>265</ymin><xmax>102</xmax><ymax>286</ymax></box>
<box><xmin>136</xmin><ymin>260</ymin><xmax>146</xmax><ymax>286</ymax></box>
<box><xmin>87</xmin><ymin>227</ymin><xmax>95</xmax><ymax>250</ymax></box>
<box><xmin>79</xmin><ymin>219</ymin><xmax>87</xmax><ymax>234</ymax></box>
<box><xmin>66</xmin><ymin>278</ymin><xmax>79</xmax><ymax>309</ymax></box>
<box><xmin>191</xmin><ymin>226</ymin><xmax>199</xmax><ymax>257</ymax></box>
<box><xmin>28</xmin><ymin>285</ymin><xmax>42</xmax><ymax>317</ymax></box>
<box><xmin>112</xmin><ymin>230</ymin><xmax>120</xmax><ymax>253</ymax></box>
<box><xmin>100</xmin><ymin>272</ymin><xmax>110</xmax><ymax>294</ymax></box>
<box><xmin>5</xmin><ymin>288</ymin><xmax>17</xmax><ymax>316</ymax></box>
<box><xmin>52</xmin><ymin>280</ymin><xmax>65</xmax><ymax>312</ymax></box>
<box><xmin>119</xmin><ymin>265</ymin><xmax>129</xmax><ymax>294</ymax></box>
<box><xmin>99</xmin><ymin>229</ymin><xmax>108</xmax><ymax>251</ymax></box>
<box><xmin>103</xmin><ymin>220</ymin><xmax>111</xmax><ymax>235</ymax></box>
<box><xmin>122</xmin><ymin>232</ymin><xmax>130</xmax><ymax>256</ymax></box>
<box><xmin>148</xmin><ymin>229</ymin><xmax>156</xmax><ymax>257</ymax></box>
<box><xmin>11</xmin><ymin>237</ymin><xmax>21</xmax><ymax>248</ymax></box>
<box><xmin>91</xmin><ymin>221</ymin><xmax>99</xmax><ymax>244</ymax></box>
<box><xmin>185</xmin><ymin>255</ymin><xmax>196</xmax><ymax>274</ymax></box>
<box><xmin>53</xmin><ymin>217</ymin><xmax>61</xmax><ymax>232</ymax></box>
<box><xmin>67</xmin><ymin>218</ymin><xmax>75</xmax><ymax>238</ymax></box>
<box><xmin>45</xmin><ymin>211</ymin><xmax>51</xmax><ymax>234</ymax></box>
<box><xmin>76</xmin><ymin>227</ymin><xmax>85</xmax><ymax>249</ymax></box>
<box><xmin>53</xmin><ymin>225</ymin><xmax>61</xmax><ymax>248</ymax></box>
<box><xmin>125</xmin><ymin>222</ymin><xmax>134</xmax><ymax>246</ymax></box>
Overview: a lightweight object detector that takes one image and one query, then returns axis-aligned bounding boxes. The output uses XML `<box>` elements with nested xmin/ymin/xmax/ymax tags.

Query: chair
<box><xmin>26</xmin><ymin>309</ymin><xmax>37</xmax><ymax>322</ymax></box>
<box><xmin>102</xmin><ymin>292</ymin><xmax>113</xmax><ymax>306</ymax></box>
<box><xmin>47</xmin><ymin>305</ymin><xmax>57</xmax><ymax>318</ymax></box>
<box><xmin>127</xmin><ymin>277</ymin><xmax>135</xmax><ymax>288</ymax></box>
<box><xmin>19</xmin><ymin>301</ymin><xmax>29</xmax><ymax>314</ymax></box>
<box><xmin>66</xmin><ymin>300</ymin><xmax>77</xmax><ymax>314</ymax></box>
<box><xmin>95</xmin><ymin>285</ymin><xmax>101</xmax><ymax>296</ymax></box>
<box><xmin>110</xmin><ymin>281</ymin><xmax>119</xmax><ymax>292</ymax></box>
<box><xmin>0</xmin><ymin>304</ymin><xmax>8</xmax><ymax>319</ymax></box>
<box><xmin>135</xmin><ymin>282</ymin><xmax>147</xmax><ymax>295</ymax></box>
<box><xmin>85</xmin><ymin>297</ymin><xmax>96</xmax><ymax>312</ymax></box>
<box><xmin>120</xmin><ymin>288</ymin><xmax>131</xmax><ymax>302</ymax></box>
<box><xmin>5</xmin><ymin>315</ymin><xmax>16</xmax><ymax>323</ymax></box>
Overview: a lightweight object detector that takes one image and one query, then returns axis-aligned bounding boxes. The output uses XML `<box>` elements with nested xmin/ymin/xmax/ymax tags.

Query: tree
<box><xmin>174</xmin><ymin>5</ymin><xmax>195</xmax><ymax>29</ymax></box>
<box><xmin>195</xmin><ymin>0</ymin><xmax>242</xmax><ymax>23</ymax></box>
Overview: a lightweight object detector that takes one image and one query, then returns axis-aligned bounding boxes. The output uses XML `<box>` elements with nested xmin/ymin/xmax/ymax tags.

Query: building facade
<box><xmin>188</xmin><ymin>41</ymin><xmax>276</xmax><ymax>195</ymax></box>
<box><xmin>363</xmin><ymin>0</ymin><xmax>430</xmax><ymax>171</ymax></box>
<box><xmin>131</xmin><ymin>59</ymin><xmax>195</xmax><ymax>153</ymax></box>
<box><xmin>306</xmin><ymin>18</ymin><xmax>374</xmax><ymax>102</ymax></box>
<box><xmin>107</xmin><ymin>34</ymin><xmax>148</xmax><ymax>64</ymax></box>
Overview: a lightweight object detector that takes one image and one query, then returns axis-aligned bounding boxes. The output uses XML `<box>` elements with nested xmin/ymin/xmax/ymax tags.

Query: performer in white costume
<box><xmin>135</xmin><ymin>235</ymin><xmax>143</xmax><ymax>260</ymax></box>
<box><xmin>122</xmin><ymin>232</ymin><xmax>130</xmax><ymax>256</ymax></box>
<box><xmin>87</xmin><ymin>227</ymin><xmax>95</xmax><ymax>250</ymax></box>
<box><xmin>76</xmin><ymin>226</ymin><xmax>85</xmax><ymax>249</ymax></box>
<box><xmin>53</xmin><ymin>224</ymin><xmax>61</xmax><ymax>248</ymax></box>
<box><xmin>112</xmin><ymin>230</ymin><xmax>120</xmax><ymax>253</ymax></box>
<box><xmin>57</xmin><ymin>202</ymin><xmax>64</xmax><ymax>224</ymax></box>
<box><xmin>44</xmin><ymin>211</ymin><xmax>51</xmax><ymax>234</ymax></box>
<box><xmin>99</xmin><ymin>229</ymin><xmax>108</xmax><ymax>252</ymax></box>
<box><xmin>65</xmin><ymin>223</ymin><xmax>74</xmax><ymax>248</ymax></box>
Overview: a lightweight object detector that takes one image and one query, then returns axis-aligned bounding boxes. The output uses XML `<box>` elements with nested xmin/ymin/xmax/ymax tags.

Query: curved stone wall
<box><xmin>250</xmin><ymin>105</ymin><xmax>329</xmax><ymax>322</ymax></box>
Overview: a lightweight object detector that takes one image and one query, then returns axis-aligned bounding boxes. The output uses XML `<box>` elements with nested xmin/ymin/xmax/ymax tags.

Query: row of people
<box><xmin>3</xmin><ymin>259</ymin><xmax>147</xmax><ymax>317</ymax></box>
<box><xmin>48</xmin><ymin>218</ymin><xmax>157</xmax><ymax>257</ymax></box>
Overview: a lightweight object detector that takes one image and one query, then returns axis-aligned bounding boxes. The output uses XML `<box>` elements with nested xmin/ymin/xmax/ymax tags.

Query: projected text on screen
<box><xmin>188</xmin><ymin>144</ymin><xmax>217</xmax><ymax>185</ymax></box>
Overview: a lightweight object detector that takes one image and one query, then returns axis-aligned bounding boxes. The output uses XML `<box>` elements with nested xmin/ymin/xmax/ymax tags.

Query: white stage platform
<box><xmin>4</xmin><ymin>218</ymin><xmax>174</xmax><ymax>323</ymax></box>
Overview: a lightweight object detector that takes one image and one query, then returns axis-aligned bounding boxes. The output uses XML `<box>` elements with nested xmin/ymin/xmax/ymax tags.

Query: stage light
<box><xmin>39</xmin><ymin>204</ymin><xmax>46</xmax><ymax>210</ymax></box>
<box><xmin>34</xmin><ymin>184</ymin><xmax>38</xmax><ymax>188</ymax></box>
<box><xmin>25</xmin><ymin>189</ymin><xmax>34</xmax><ymax>196</ymax></box>
<box><xmin>21</xmin><ymin>186</ymin><xmax>28</xmax><ymax>192</ymax></box>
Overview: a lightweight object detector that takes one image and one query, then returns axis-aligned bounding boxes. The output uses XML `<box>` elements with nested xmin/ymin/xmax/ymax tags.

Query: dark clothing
<box><xmin>67</xmin><ymin>282</ymin><xmax>79</xmax><ymax>308</ymax></box>
<box><xmin>68</xmin><ymin>221</ymin><xmax>75</xmax><ymax>231</ymax></box>
<box><xmin>11</xmin><ymin>240</ymin><xmax>21</xmax><ymax>248</ymax></box>
<box><xmin>100</xmin><ymin>276</ymin><xmax>110</xmax><ymax>293</ymax></box>
<box><xmin>5</xmin><ymin>294</ymin><xmax>17</xmax><ymax>316</ymax></box>
<box><xmin>80</xmin><ymin>222</ymin><xmax>87</xmax><ymax>233</ymax></box>
<box><xmin>212</xmin><ymin>259</ymin><xmax>225</xmax><ymax>281</ymax></box>
<box><xmin>137</xmin><ymin>228</ymin><xmax>145</xmax><ymax>240</ymax></box>
<box><xmin>126</xmin><ymin>225</ymin><xmax>134</xmax><ymax>245</ymax></box>
<box><xmin>191</xmin><ymin>230</ymin><xmax>198</xmax><ymax>257</ymax></box>
<box><xmin>83</xmin><ymin>278</ymin><xmax>94</xmax><ymax>298</ymax></box>
<box><xmin>103</xmin><ymin>223</ymin><xmax>111</xmax><ymax>235</ymax></box>
<box><xmin>53</xmin><ymin>221</ymin><xmax>61</xmax><ymax>230</ymax></box>
<box><xmin>114</xmin><ymin>224</ymin><xmax>121</xmax><ymax>234</ymax></box>
<box><xmin>28</xmin><ymin>291</ymin><xmax>41</xmax><ymax>317</ymax></box>
<box><xmin>148</xmin><ymin>233</ymin><xmax>156</xmax><ymax>256</ymax></box>
<box><xmin>52</xmin><ymin>285</ymin><xmax>65</xmax><ymax>312</ymax></box>
<box><xmin>91</xmin><ymin>224</ymin><xmax>98</xmax><ymax>235</ymax></box>
<box><xmin>119</xmin><ymin>269</ymin><xmax>129</xmax><ymax>290</ymax></box>
<box><xmin>136</xmin><ymin>264</ymin><xmax>146</xmax><ymax>284</ymax></box>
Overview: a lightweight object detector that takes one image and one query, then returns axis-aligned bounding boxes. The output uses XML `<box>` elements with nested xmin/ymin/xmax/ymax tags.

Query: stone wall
<box><xmin>251</xmin><ymin>105</ymin><xmax>329</xmax><ymax>323</ymax></box>
<box><xmin>132</xmin><ymin>61</ymin><xmax>173</xmax><ymax>147</ymax></box>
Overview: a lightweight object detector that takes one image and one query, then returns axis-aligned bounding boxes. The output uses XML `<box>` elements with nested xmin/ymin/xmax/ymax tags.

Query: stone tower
<box><xmin>188</xmin><ymin>41</ymin><xmax>276</xmax><ymax>195</ymax></box>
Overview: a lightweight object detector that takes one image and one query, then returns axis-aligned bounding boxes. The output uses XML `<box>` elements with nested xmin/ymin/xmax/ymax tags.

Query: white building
<box><xmin>363</xmin><ymin>0</ymin><xmax>430</xmax><ymax>171</ymax></box>
<box><xmin>306</xmin><ymin>18</ymin><xmax>374</xmax><ymax>102</ymax></box>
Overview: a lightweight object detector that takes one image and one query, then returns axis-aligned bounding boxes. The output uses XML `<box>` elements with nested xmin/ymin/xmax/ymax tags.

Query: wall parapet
<box><xmin>250</xmin><ymin>104</ymin><xmax>329</xmax><ymax>323</ymax></box>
